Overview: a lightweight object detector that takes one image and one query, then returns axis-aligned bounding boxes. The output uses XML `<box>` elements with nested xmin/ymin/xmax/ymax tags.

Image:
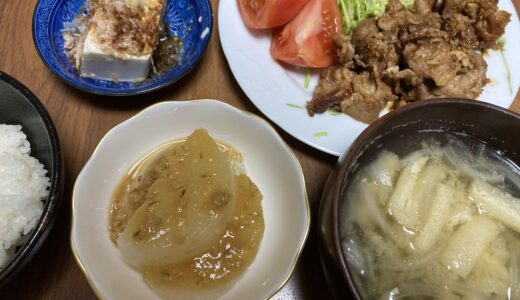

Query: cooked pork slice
<box><xmin>444</xmin><ymin>12</ymin><xmax>479</xmax><ymax>49</ymax></box>
<box><xmin>386</xmin><ymin>0</ymin><xmax>407</xmax><ymax>13</ymax></box>
<box><xmin>414</xmin><ymin>0</ymin><xmax>436</xmax><ymax>14</ymax></box>
<box><xmin>307</xmin><ymin>0</ymin><xmax>508</xmax><ymax>123</ymax></box>
<box><xmin>377</xmin><ymin>11</ymin><xmax>416</xmax><ymax>32</ymax></box>
<box><xmin>308</xmin><ymin>67</ymin><xmax>396</xmax><ymax>123</ymax></box>
<box><xmin>443</xmin><ymin>0</ymin><xmax>477</xmax><ymax>14</ymax></box>
<box><xmin>403</xmin><ymin>39</ymin><xmax>460</xmax><ymax>86</ymax></box>
<box><xmin>400</xmin><ymin>23</ymin><xmax>447</xmax><ymax>43</ymax></box>
<box><xmin>352</xmin><ymin>19</ymin><xmax>400</xmax><ymax>73</ymax></box>
<box><xmin>430</xmin><ymin>50</ymin><xmax>487</xmax><ymax>98</ymax></box>
<box><xmin>402</xmin><ymin>83</ymin><xmax>436</xmax><ymax>103</ymax></box>
<box><xmin>474</xmin><ymin>8</ymin><xmax>510</xmax><ymax>48</ymax></box>
<box><xmin>307</xmin><ymin>66</ymin><xmax>355</xmax><ymax>115</ymax></box>
<box><xmin>443</xmin><ymin>0</ymin><xmax>510</xmax><ymax>49</ymax></box>
<box><xmin>339</xmin><ymin>72</ymin><xmax>397</xmax><ymax>123</ymax></box>
<box><xmin>402</xmin><ymin>49</ymin><xmax>487</xmax><ymax>100</ymax></box>
<box><xmin>334</xmin><ymin>34</ymin><xmax>355</xmax><ymax>64</ymax></box>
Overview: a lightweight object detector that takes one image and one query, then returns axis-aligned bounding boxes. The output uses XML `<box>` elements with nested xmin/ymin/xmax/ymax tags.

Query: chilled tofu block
<box><xmin>80</xmin><ymin>31</ymin><xmax>151</xmax><ymax>82</ymax></box>
<box><xmin>74</xmin><ymin>0</ymin><xmax>165</xmax><ymax>82</ymax></box>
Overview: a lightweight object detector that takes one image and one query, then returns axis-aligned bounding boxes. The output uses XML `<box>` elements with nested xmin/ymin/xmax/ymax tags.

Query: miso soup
<box><xmin>341</xmin><ymin>132</ymin><xmax>520</xmax><ymax>299</ymax></box>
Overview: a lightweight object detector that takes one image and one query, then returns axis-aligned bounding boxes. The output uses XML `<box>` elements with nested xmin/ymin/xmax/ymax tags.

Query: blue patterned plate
<box><xmin>32</xmin><ymin>0</ymin><xmax>212</xmax><ymax>95</ymax></box>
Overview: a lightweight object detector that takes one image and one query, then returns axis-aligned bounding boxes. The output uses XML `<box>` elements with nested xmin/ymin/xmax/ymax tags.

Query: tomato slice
<box><xmin>237</xmin><ymin>0</ymin><xmax>310</xmax><ymax>29</ymax></box>
<box><xmin>270</xmin><ymin>0</ymin><xmax>342</xmax><ymax>68</ymax></box>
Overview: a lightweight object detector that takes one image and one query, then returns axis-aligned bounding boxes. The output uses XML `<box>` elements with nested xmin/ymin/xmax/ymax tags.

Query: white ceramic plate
<box><xmin>219</xmin><ymin>0</ymin><xmax>520</xmax><ymax>156</ymax></box>
<box><xmin>71</xmin><ymin>100</ymin><xmax>310</xmax><ymax>300</ymax></box>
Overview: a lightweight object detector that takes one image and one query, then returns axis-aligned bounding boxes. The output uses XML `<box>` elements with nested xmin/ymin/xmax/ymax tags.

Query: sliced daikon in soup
<box><xmin>341</xmin><ymin>133</ymin><xmax>520</xmax><ymax>300</ymax></box>
<box><xmin>117</xmin><ymin>129</ymin><xmax>237</xmax><ymax>267</ymax></box>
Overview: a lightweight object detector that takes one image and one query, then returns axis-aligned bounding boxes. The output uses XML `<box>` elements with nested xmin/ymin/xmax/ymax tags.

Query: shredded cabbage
<box><xmin>399</xmin><ymin>0</ymin><xmax>415</xmax><ymax>9</ymax></box>
<box><xmin>337</xmin><ymin>0</ymin><xmax>387</xmax><ymax>33</ymax></box>
<box><xmin>498</xmin><ymin>35</ymin><xmax>506</xmax><ymax>48</ymax></box>
<box><xmin>337</xmin><ymin>0</ymin><xmax>414</xmax><ymax>33</ymax></box>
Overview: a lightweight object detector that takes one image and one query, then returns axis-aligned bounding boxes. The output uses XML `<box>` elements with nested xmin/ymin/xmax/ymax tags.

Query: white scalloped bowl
<box><xmin>71</xmin><ymin>100</ymin><xmax>310</xmax><ymax>300</ymax></box>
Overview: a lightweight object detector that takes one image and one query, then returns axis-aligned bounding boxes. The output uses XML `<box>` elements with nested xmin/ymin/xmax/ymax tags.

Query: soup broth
<box><xmin>341</xmin><ymin>132</ymin><xmax>520</xmax><ymax>300</ymax></box>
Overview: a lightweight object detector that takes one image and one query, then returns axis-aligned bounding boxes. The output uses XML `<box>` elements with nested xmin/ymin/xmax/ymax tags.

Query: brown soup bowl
<box><xmin>318</xmin><ymin>98</ymin><xmax>520</xmax><ymax>299</ymax></box>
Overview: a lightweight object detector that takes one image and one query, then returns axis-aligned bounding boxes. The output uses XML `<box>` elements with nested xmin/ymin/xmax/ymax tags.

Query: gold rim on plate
<box><xmin>70</xmin><ymin>99</ymin><xmax>311</xmax><ymax>300</ymax></box>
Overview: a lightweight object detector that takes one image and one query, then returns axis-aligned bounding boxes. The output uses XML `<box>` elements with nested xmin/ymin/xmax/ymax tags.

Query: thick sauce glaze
<box><xmin>109</xmin><ymin>129</ymin><xmax>264</xmax><ymax>297</ymax></box>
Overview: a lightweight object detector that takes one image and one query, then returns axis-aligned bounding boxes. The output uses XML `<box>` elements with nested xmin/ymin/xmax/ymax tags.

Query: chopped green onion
<box><xmin>304</xmin><ymin>69</ymin><xmax>311</xmax><ymax>89</ymax></box>
<box><xmin>400</xmin><ymin>0</ymin><xmax>414</xmax><ymax>9</ymax></box>
<box><xmin>314</xmin><ymin>131</ymin><xmax>328</xmax><ymax>138</ymax></box>
<box><xmin>326</xmin><ymin>108</ymin><xmax>342</xmax><ymax>116</ymax></box>
<box><xmin>500</xmin><ymin>50</ymin><xmax>512</xmax><ymax>96</ymax></box>
<box><xmin>498</xmin><ymin>36</ymin><xmax>506</xmax><ymax>48</ymax></box>
<box><xmin>286</xmin><ymin>103</ymin><xmax>305</xmax><ymax>109</ymax></box>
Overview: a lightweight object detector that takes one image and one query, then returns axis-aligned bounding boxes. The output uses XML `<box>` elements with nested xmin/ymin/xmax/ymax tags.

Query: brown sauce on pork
<box><xmin>307</xmin><ymin>0</ymin><xmax>510</xmax><ymax>123</ymax></box>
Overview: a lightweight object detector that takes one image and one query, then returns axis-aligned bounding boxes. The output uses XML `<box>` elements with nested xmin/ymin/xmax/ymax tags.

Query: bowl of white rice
<box><xmin>0</xmin><ymin>71</ymin><xmax>63</xmax><ymax>285</ymax></box>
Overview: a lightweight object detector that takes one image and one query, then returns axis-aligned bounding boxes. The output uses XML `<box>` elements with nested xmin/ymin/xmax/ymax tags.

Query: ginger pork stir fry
<box><xmin>307</xmin><ymin>0</ymin><xmax>510</xmax><ymax>123</ymax></box>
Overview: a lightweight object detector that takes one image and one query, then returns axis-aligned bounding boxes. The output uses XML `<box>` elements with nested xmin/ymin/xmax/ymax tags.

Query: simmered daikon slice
<box><xmin>141</xmin><ymin>174</ymin><xmax>264</xmax><ymax>300</ymax></box>
<box><xmin>109</xmin><ymin>150</ymin><xmax>171</xmax><ymax>242</ymax></box>
<box><xmin>466</xmin><ymin>251</ymin><xmax>510</xmax><ymax>299</ymax></box>
<box><xmin>469</xmin><ymin>180</ymin><xmax>520</xmax><ymax>233</ymax></box>
<box><xmin>414</xmin><ymin>183</ymin><xmax>452</xmax><ymax>252</ymax></box>
<box><xmin>441</xmin><ymin>216</ymin><xmax>502</xmax><ymax>278</ymax></box>
<box><xmin>122</xmin><ymin>152</ymin><xmax>168</xmax><ymax>208</ymax></box>
<box><xmin>387</xmin><ymin>155</ymin><xmax>429</xmax><ymax>229</ymax></box>
<box><xmin>445</xmin><ymin>202</ymin><xmax>475</xmax><ymax>231</ymax></box>
<box><xmin>364</xmin><ymin>150</ymin><xmax>401</xmax><ymax>206</ymax></box>
<box><xmin>414</xmin><ymin>160</ymin><xmax>448</xmax><ymax>224</ymax></box>
<box><xmin>345</xmin><ymin>181</ymin><xmax>377</xmax><ymax>232</ymax></box>
<box><xmin>117</xmin><ymin>129</ymin><xmax>236</xmax><ymax>268</ymax></box>
<box><xmin>347</xmin><ymin>177</ymin><xmax>412</xmax><ymax>251</ymax></box>
<box><xmin>510</xmin><ymin>250</ymin><xmax>520</xmax><ymax>300</ymax></box>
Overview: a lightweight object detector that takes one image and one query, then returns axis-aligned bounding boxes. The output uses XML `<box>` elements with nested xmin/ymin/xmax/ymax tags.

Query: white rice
<box><xmin>0</xmin><ymin>125</ymin><xmax>50</xmax><ymax>268</ymax></box>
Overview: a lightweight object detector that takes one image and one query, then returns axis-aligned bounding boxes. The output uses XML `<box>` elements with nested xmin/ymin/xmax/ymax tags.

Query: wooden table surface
<box><xmin>0</xmin><ymin>0</ymin><xmax>519</xmax><ymax>299</ymax></box>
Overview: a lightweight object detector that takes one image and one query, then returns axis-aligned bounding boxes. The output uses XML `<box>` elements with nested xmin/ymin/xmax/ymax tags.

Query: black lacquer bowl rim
<box><xmin>0</xmin><ymin>71</ymin><xmax>64</xmax><ymax>286</ymax></box>
<box><xmin>329</xmin><ymin>98</ymin><xmax>520</xmax><ymax>299</ymax></box>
